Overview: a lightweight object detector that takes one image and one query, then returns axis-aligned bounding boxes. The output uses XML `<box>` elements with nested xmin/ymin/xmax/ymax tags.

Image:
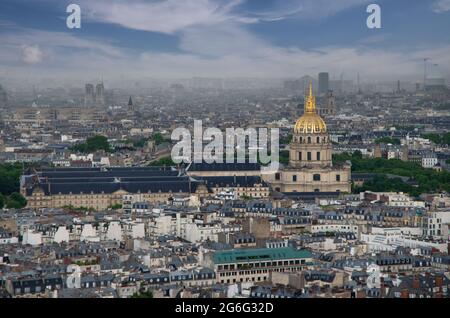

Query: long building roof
<box><xmin>213</xmin><ymin>247</ymin><xmax>312</xmax><ymax>264</ymax></box>
<box><xmin>24</xmin><ymin>166</ymin><xmax>270</xmax><ymax>196</ymax></box>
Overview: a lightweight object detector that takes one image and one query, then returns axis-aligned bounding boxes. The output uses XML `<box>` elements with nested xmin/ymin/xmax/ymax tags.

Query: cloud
<box><xmin>245</xmin><ymin>0</ymin><xmax>372</xmax><ymax>22</ymax></box>
<box><xmin>432</xmin><ymin>0</ymin><xmax>450</xmax><ymax>13</ymax></box>
<box><xmin>80</xmin><ymin>0</ymin><xmax>373</xmax><ymax>32</ymax></box>
<box><xmin>0</xmin><ymin>0</ymin><xmax>449</xmax><ymax>83</ymax></box>
<box><xmin>81</xmin><ymin>0</ymin><xmax>247</xmax><ymax>34</ymax></box>
<box><xmin>22</xmin><ymin>45</ymin><xmax>43</xmax><ymax>64</ymax></box>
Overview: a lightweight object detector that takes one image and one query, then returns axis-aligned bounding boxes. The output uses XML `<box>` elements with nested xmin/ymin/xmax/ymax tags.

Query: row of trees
<box><xmin>333</xmin><ymin>151</ymin><xmax>450</xmax><ymax>196</ymax></box>
<box><xmin>71</xmin><ymin>135</ymin><xmax>112</xmax><ymax>153</ymax></box>
<box><xmin>125</xmin><ymin>132</ymin><xmax>170</xmax><ymax>150</ymax></box>
<box><xmin>0</xmin><ymin>163</ymin><xmax>27</xmax><ymax>209</ymax></box>
<box><xmin>72</xmin><ymin>133</ymin><xmax>171</xmax><ymax>154</ymax></box>
<box><xmin>148</xmin><ymin>156</ymin><xmax>175</xmax><ymax>166</ymax></box>
<box><xmin>374</xmin><ymin>137</ymin><xmax>401</xmax><ymax>145</ymax></box>
<box><xmin>421</xmin><ymin>132</ymin><xmax>450</xmax><ymax>146</ymax></box>
<box><xmin>0</xmin><ymin>192</ymin><xmax>27</xmax><ymax>209</ymax></box>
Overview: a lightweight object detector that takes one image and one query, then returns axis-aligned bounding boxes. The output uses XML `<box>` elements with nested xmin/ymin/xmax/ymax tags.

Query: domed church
<box><xmin>264</xmin><ymin>83</ymin><xmax>351</xmax><ymax>194</ymax></box>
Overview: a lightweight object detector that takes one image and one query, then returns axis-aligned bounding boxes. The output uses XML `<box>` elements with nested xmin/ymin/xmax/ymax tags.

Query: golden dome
<box><xmin>294</xmin><ymin>82</ymin><xmax>327</xmax><ymax>134</ymax></box>
<box><xmin>294</xmin><ymin>113</ymin><xmax>327</xmax><ymax>134</ymax></box>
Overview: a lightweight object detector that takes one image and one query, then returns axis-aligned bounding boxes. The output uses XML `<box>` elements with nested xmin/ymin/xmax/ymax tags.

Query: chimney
<box><xmin>400</xmin><ymin>289</ymin><xmax>409</xmax><ymax>298</ymax></box>
<box><xmin>412</xmin><ymin>276</ymin><xmax>420</xmax><ymax>289</ymax></box>
<box><xmin>356</xmin><ymin>290</ymin><xmax>366</xmax><ymax>298</ymax></box>
<box><xmin>380</xmin><ymin>277</ymin><xmax>386</xmax><ymax>298</ymax></box>
<box><xmin>435</xmin><ymin>276</ymin><xmax>443</xmax><ymax>288</ymax></box>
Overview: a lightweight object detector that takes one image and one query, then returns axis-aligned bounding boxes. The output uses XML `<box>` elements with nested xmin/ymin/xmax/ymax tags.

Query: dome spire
<box><xmin>305</xmin><ymin>81</ymin><xmax>316</xmax><ymax>114</ymax></box>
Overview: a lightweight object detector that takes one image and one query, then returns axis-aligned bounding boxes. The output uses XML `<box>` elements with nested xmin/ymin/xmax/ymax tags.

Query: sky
<box><xmin>0</xmin><ymin>0</ymin><xmax>450</xmax><ymax>83</ymax></box>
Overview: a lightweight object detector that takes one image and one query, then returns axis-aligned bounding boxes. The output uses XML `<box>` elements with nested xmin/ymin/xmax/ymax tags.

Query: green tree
<box><xmin>375</xmin><ymin>137</ymin><xmax>401</xmax><ymax>145</ymax></box>
<box><xmin>279</xmin><ymin>150</ymin><xmax>290</xmax><ymax>165</ymax></box>
<box><xmin>151</xmin><ymin>132</ymin><xmax>170</xmax><ymax>145</ymax></box>
<box><xmin>131</xmin><ymin>290</ymin><xmax>153</xmax><ymax>298</ymax></box>
<box><xmin>148</xmin><ymin>156</ymin><xmax>175</xmax><ymax>166</ymax></box>
<box><xmin>333</xmin><ymin>151</ymin><xmax>450</xmax><ymax>196</ymax></box>
<box><xmin>280</xmin><ymin>134</ymin><xmax>293</xmax><ymax>145</ymax></box>
<box><xmin>422</xmin><ymin>132</ymin><xmax>450</xmax><ymax>146</ymax></box>
<box><xmin>0</xmin><ymin>163</ymin><xmax>23</xmax><ymax>195</ymax></box>
<box><xmin>71</xmin><ymin>135</ymin><xmax>112</xmax><ymax>153</ymax></box>
<box><xmin>5</xmin><ymin>192</ymin><xmax>27</xmax><ymax>209</ymax></box>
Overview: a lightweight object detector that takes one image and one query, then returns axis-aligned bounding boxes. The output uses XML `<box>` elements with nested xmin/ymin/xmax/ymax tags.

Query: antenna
<box><xmin>357</xmin><ymin>73</ymin><xmax>361</xmax><ymax>93</ymax></box>
<box><xmin>423</xmin><ymin>58</ymin><xmax>430</xmax><ymax>90</ymax></box>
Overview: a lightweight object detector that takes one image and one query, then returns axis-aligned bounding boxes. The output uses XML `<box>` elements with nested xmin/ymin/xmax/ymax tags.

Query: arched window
<box><xmin>307</xmin><ymin>137</ymin><xmax>311</xmax><ymax>144</ymax></box>
<box><xmin>317</xmin><ymin>136</ymin><xmax>320</xmax><ymax>143</ymax></box>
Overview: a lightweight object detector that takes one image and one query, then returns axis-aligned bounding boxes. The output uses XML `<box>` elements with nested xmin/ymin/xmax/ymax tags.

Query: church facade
<box><xmin>263</xmin><ymin>83</ymin><xmax>351</xmax><ymax>194</ymax></box>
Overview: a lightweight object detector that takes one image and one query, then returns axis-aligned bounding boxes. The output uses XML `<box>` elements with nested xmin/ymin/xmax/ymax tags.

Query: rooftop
<box><xmin>212</xmin><ymin>247</ymin><xmax>312</xmax><ymax>264</ymax></box>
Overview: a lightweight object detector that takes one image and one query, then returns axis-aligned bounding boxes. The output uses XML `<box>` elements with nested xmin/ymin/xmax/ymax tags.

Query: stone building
<box><xmin>263</xmin><ymin>83</ymin><xmax>351</xmax><ymax>194</ymax></box>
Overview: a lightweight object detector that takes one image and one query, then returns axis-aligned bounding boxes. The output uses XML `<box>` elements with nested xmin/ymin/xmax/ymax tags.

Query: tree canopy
<box><xmin>374</xmin><ymin>137</ymin><xmax>401</xmax><ymax>145</ymax></box>
<box><xmin>421</xmin><ymin>132</ymin><xmax>450</xmax><ymax>146</ymax></box>
<box><xmin>71</xmin><ymin>135</ymin><xmax>112</xmax><ymax>153</ymax></box>
<box><xmin>333</xmin><ymin>151</ymin><xmax>450</xmax><ymax>196</ymax></box>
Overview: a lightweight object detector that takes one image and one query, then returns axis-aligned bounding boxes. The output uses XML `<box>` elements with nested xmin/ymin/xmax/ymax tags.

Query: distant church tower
<box><xmin>84</xmin><ymin>84</ymin><xmax>95</xmax><ymax>107</ymax></box>
<box><xmin>318</xmin><ymin>90</ymin><xmax>335</xmax><ymax>116</ymax></box>
<box><xmin>128</xmin><ymin>96</ymin><xmax>135</xmax><ymax>112</ymax></box>
<box><xmin>374</xmin><ymin>144</ymin><xmax>382</xmax><ymax>158</ymax></box>
<box><xmin>95</xmin><ymin>82</ymin><xmax>105</xmax><ymax>107</ymax></box>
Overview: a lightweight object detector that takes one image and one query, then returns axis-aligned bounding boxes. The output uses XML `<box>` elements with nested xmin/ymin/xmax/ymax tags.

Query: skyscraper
<box><xmin>0</xmin><ymin>85</ymin><xmax>7</xmax><ymax>107</ymax></box>
<box><xmin>318</xmin><ymin>72</ymin><xmax>329</xmax><ymax>95</ymax></box>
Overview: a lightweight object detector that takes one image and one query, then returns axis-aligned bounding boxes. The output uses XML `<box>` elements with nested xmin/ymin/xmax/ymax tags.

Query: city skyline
<box><xmin>0</xmin><ymin>0</ymin><xmax>450</xmax><ymax>83</ymax></box>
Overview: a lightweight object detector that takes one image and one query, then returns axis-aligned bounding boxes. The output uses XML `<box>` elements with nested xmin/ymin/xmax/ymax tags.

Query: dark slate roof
<box><xmin>38</xmin><ymin>166</ymin><xmax>177</xmax><ymax>179</ymax></box>
<box><xmin>24</xmin><ymin>167</ymin><xmax>202</xmax><ymax>195</ymax></box>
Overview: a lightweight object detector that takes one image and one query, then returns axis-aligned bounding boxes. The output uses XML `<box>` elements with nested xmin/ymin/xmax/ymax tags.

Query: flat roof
<box><xmin>213</xmin><ymin>247</ymin><xmax>312</xmax><ymax>265</ymax></box>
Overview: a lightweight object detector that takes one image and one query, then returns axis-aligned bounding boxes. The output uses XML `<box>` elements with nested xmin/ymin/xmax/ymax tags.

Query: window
<box><xmin>317</xmin><ymin>136</ymin><xmax>320</xmax><ymax>143</ymax></box>
<box><xmin>275</xmin><ymin>173</ymin><xmax>280</xmax><ymax>180</ymax></box>
<box><xmin>298</xmin><ymin>152</ymin><xmax>302</xmax><ymax>160</ymax></box>
<box><xmin>316</xmin><ymin>152</ymin><xmax>321</xmax><ymax>161</ymax></box>
<box><xmin>308</xmin><ymin>137</ymin><xmax>311</xmax><ymax>144</ymax></box>
<box><xmin>336</xmin><ymin>174</ymin><xmax>341</xmax><ymax>182</ymax></box>
<box><xmin>313</xmin><ymin>174</ymin><xmax>321</xmax><ymax>181</ymax></box>
<box><xmin>293</xmin><ymin>175</ymin><xmax>297</xmax><ymax>182</ymax></box>
<box><xmin>307</xmin><ymin>152</ymin><xmax>312</xmax><ymax>161</ymax></box>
